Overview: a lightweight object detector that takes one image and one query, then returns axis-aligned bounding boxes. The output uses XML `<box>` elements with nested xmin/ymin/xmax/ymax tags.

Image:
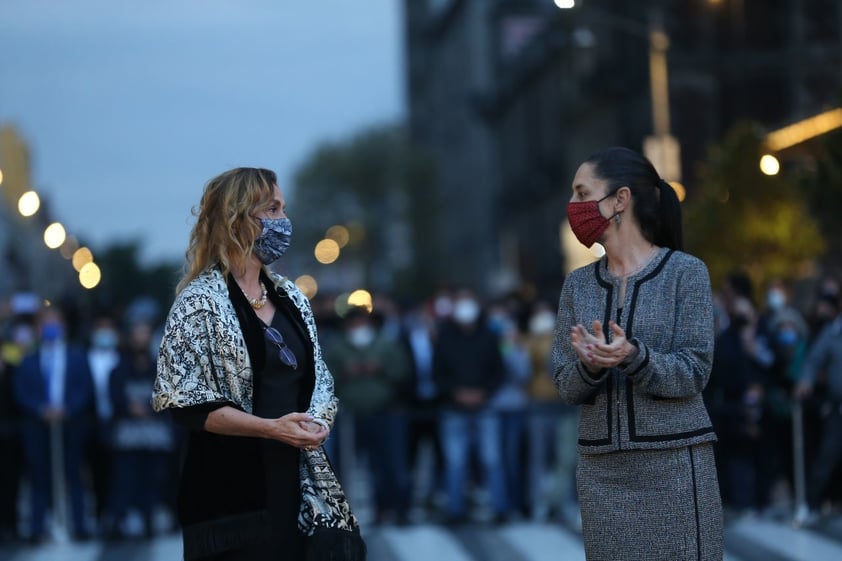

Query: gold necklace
<box><xmin>241</xmin><ymin>281</ymin><xmax>268</xmax><ymax>309</ymax></box>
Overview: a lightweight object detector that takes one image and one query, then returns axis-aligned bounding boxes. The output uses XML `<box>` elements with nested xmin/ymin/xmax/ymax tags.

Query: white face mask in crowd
<box><xmin>347</xmin><ymin>325</ymin><xmax>376</xmax><ymax>348</ymax></box>
<box><xmin>766</xmin><ymin>289</ymin><xmax>786</xmax><ymax>311</ymax></box>
<box><xmin>528</xmin><ymin>311</ymin><xmax>557</xmax><ymax>335</ymax></box>
<box><xmin>452</xmin><ymin>299</ymin><xmax>480</xmax><ymax>325</ymax></box>
<box><xmin>433</xmin><ymin>296</ymin><xmax>453</xmax><ymax>319</ymax></box>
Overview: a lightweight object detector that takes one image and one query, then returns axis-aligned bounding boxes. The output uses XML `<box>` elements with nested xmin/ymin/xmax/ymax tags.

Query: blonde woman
<box><xmin>153</xmin><ymin>168</ymin><xmax>345</xmax><ymax>561</ymax></box>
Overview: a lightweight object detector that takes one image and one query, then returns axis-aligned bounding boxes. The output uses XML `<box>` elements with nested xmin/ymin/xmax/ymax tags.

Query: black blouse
<box><xmin>169</xmin><ymin>270</ymin><xmax>317</xmax><ymax>561</ymax></box>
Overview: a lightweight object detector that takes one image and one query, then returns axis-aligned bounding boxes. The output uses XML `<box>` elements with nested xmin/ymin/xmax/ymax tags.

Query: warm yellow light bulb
<box><xmin>347</xmin><ymin>289</ymin><xmax>374</xmax><ymax>313</ymax></box>
<box><xmin>760</xmin><ymin>154</ymin><xmax>780</xmax><ymax>176</ymax></box>
<box><xmin>18</xmin><ymin>191</ymin><xmax>40</xmax><ymax>217</ymax></box>
<box><xmin>294</xmin><ymin>275</ymin><xmax>318</xmax><ymax>299</ymax></box>
<box><xmin>314</xmin><ymin>239</ymin><xmax>340</xmax><ymax>264</ymax></box>
<box><xmin>79</xmin><ymin>262</ymin><xmax>102</xmax><ymax>289</ymax></box>
<box><xmin>72</xmin><ymin>247</ymin><xmax>94</xmax><ymax>272</ymax></box>
<box><xmin>43</xmin><ymin>223</ymin><xmax>66</xmax><ymax>249</ymax></box>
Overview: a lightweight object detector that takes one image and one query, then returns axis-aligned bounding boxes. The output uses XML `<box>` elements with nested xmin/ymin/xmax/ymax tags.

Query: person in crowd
<box><xmin>806</xmin><ymin>277</ymin><xmax>841</xmax><ymax>338</ymax></box>
<box><xmin>109</xmin><ymin>320</ymin><xmax>175</xmax><ymax>538</ymax></box>
<box><xmin>708</xmin><ymin>293</ymin><xmax>775</xmax><ymax>516</ymax></box>
<box><xmin>13</xmin><ymin>306</ymin><xmax>95</xmax><ymax>542</ymax></box>
<box><xmin>0</xmin><ymin>334</ymin><xmax>21</xmax><ymax>543</ymax></box>
<box><xmin>3</xmin><ymin>316</ymin><xmax>39</xmax><ymax>367</ymax></box>
<box><xmin>86</xmin><ymin>312</ymin><xmax>121</xmax><ymax>529</ymax></box>
<box><xmin>487</xmin><ymin>303</ymin><xmax>531</xmax><ymax>518</ymax></box>
<box><xmin>399</xmin><ymin>300</ymin><xmax>443</xmax><ymax>521</ymax></box>
<box><xmin>525</xmin><ymin>300</ymin><xmax>578</xmax><ymax>526</ymax></box>
<box><xmin>765</xmin><ymin>303</ymin><xmax>810</xmax><ymax>507</ymax></box>
<box><xmin>794</xmin><ymin>289</ymin><xmax>842</xmax><ymax>522</ymax></box>
<box><xmin>433</xmin><ymin>289</ymin><xmax>507</xmax><ymax>524</ymax></box>
<box><xmin>325</xmin><ymin>306</ymin><xmax>411</xmax><ymax>524</ymax></box>
<box><xmin>431</xmin><ymin>287</ymin><xmax>455</xmax><ymax>326</ymax></box>
<box><xmin>152</xmin><ymin>168</ymin><xmax>348</xmax><ymax>561</ymax></box>
<box><xmin>763</xmin><ymin>280</ymin><xmax>791</xmax><ymax>320</ymax></box>
<box><xmin>552</xmin><ymin>147</ymin><xmax>722</xmax><ymax>560</ymax></box>
<box><xmin>0</xmin><ymin>307</ymin><xmax>40</xmax><ymax>542</ymax></box>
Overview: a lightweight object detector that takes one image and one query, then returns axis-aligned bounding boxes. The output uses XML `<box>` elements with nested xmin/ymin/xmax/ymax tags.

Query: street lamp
<box><xmin>18</xmin><ymin>190</ymin><xmax>40</xmax><ymax>217</ymax></box>
<box><xmin>79</xmin><ymin>262</ymin><xmax>101</xmax><ymax>289</ymax></box>
<box><xmin>43</xmin><ymin>222</ymin><xmax>66</xmax><ymax>249</ymax></box>
<box><xmin>759</xmin><ymin>154</ymin><xmax>780</xmax><ymax>176</ymax></box>
<box><xmin>760</xmin><ymin>107</ymin><xmax>842</xmax><ymax>174</ymax></box>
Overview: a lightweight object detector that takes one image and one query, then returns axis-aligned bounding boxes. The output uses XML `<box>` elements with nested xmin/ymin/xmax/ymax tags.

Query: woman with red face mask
<box><xmin>551</xmin><ymin>147</ymin><xmax>722</xmax><ymax>560</ymax></box>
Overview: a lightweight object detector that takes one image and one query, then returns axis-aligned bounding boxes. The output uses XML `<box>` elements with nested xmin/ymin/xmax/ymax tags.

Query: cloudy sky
<box><xmin>0</xmin><ymin>0</ymin><xmax>404</xmax><ymax>263</ymax></box>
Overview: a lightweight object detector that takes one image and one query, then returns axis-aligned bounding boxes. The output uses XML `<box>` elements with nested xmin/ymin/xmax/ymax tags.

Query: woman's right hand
<box><xmin>265</xmin><ymin>412</ymin><xmax>327</xmax><ymax>450</ymax></box>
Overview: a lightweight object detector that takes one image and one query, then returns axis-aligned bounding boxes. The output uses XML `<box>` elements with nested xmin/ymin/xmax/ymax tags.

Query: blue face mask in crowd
<box><xmin>41</xmin><ymin>321</ymin><xmax>64</xmax><ymax>342</ymax></box>
<box><xmin>777</xmin><ymin>328</ymin><xmax>798</xmax><ymax>347</ymax></box>
<box><xmin>253</xmin><ymin>217</ymin><xmax>292</xmax><ymax>265</ymax></box>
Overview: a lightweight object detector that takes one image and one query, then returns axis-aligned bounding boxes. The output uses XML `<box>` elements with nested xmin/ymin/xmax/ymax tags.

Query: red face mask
<box><xmin>566</xmin><ymin>194</ymin><xmax>617</xmax><ymax>248</ymax></box>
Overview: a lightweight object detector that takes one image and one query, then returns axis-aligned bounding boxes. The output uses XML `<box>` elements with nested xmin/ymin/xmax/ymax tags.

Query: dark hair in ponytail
<box><xmin>583</xmin><ymin>146</ymin><xmax>683</xmax><ymax>251</ymax></box>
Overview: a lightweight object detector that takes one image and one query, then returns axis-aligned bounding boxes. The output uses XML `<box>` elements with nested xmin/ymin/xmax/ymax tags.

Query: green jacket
<box><xmin>326</xmin><ymin>334</ymin><xmax>409</xmax><ymax>415</ymax></box>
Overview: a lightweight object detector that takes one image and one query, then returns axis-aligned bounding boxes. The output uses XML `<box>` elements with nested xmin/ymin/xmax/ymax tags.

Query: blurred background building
<box><xmin>404</xmin><ymin>0</ymin><xmax>842</xmax><ymax>301</ymax></box>
<box><xmin>0</xmin><ymin>126</ymin><xmax>77</xmax><ymax>301</ymax></box>
<box><xmin>2</xmin><ymin>0</ymin><xmax>841</xmax><ymax>313</ymax></box>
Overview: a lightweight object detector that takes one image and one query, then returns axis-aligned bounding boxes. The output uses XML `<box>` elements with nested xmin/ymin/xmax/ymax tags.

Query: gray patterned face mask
<box><xmin>253</xmin><ymin>217</ymin><xmax>292</xmax><ymax>264</ymax></box>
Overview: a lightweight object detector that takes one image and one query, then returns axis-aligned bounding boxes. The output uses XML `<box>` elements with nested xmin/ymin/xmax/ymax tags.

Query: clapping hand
<box><xmin>571</xmin><ymin>320</ymin><xmax>636</xmax><ymax>373</ymax></box>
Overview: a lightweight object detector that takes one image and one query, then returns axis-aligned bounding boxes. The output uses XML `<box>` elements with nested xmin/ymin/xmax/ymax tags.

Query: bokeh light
<box><xmin>347</xmin><ymin>289</ymin><xmax>374</xmax><ymax>313</ymax></box>
<box><xmin>554</xmin><ymin>0</ymin><xmax>575</xmax><ymax>8</ymax></box>
<box><xmin>0</xmin><ymin>168</ymin><xmax>4</xmax><ymax>185</ymax></box>
<box><xmin>72</xmin><ymin>247</ymin><xmax>94</xmax><ymax>272</ymax></box>
<box><xmin>43</xmin><ymin>223</ymin><xmax>66</xmax><ymax>249</ymax></box>
<box><xmin>325</xmin><ymin>225</ymin><xmax>350</xmax><ymax>248</ymax></box>
<box><xmin>18</xmin><ymin>191</ymin><xmax>40</xmax><ymax>217</ymax></box>
<box><xmin>294</xmin><ymin>275</ymin><xmax>318</xmax><ymax>299</ymax></box>
<box><xmin>760</xmin><ymin>154</ymin><xmax>780</xmax><ymax>176</ymax></box>
<box><xmin>333</xmin><ymin>292</ymin><xmax>352</xmax><ymax>317</ymax></box>
<box><xmin>315</xmin><ymin>239</ymin><xmax>340</xmax><ymax>264</ymax></box>
<box><xmin>59</xmin><ymin>235</ymin><xmax>80</xmax><ymax>259</ymax></box>
<box><xmin>79</xmin><ymin>262</ymin><xmax>102</xmax><ymax>289</ymax></box>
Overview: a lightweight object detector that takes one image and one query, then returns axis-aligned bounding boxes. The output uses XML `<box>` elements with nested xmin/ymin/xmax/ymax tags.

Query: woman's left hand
<box><xmin>572</xmin><ymin>320</ymin><xmax>637</xmax><ymax>371</ymax></box>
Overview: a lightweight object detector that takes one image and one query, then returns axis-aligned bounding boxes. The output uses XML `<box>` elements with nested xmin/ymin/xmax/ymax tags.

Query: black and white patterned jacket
<box><xmin>552</xmin><ymin>248</ymin><xmax>717</xmax><ymax>455</ymax></box>
<box><xmin>152</xmin><ymin>267</ymin><xmax>338</xmax><ymax>427</ymax></box>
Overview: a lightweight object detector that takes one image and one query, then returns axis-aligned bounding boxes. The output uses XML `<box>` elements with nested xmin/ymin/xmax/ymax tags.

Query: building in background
<box><xmin>404</xmin><ymin>0</ymin><xmax>842</xmax><ymax>301</ymax></box>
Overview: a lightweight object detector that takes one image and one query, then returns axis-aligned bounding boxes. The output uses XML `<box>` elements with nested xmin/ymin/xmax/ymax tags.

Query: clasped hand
<box><xmin>571</xmin><ymin>320</ymin><xmax>636</xmax><ymax>373</ymax></box>
<box><xmin>270</xmin><ymin>412</ymin><xmax>329</xmax><ymax>451</ymax></box>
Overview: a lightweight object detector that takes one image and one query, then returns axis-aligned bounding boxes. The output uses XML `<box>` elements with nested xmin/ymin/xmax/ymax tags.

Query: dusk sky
<box><xmin>0</xmin><ymin>0</ymin><xmax>404</xmax><ymax>263</ymax></box>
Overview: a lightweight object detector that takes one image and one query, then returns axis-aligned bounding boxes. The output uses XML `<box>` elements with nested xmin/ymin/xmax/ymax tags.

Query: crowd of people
<box><xmin>0</xmin><ymin>296</ymin><xmax>178</xmax><ymax>544</ymax></box>
<box><xmin>706</xmin><ymin>273</ymin><xmax>842</xmax><ymax>523</ymax></box>
<box><xmin>312</xmin><ymin>287</ymin><xmax>580</xmax><ymax>528</ymax></box>
<box><xmin>0</xmin><ymin>269</ymin><xmax>840</xmax><ymax>544</ymax></box>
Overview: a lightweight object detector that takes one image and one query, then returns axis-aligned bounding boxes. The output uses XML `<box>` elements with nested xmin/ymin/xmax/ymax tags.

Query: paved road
<box><xmin>2</xmin><ymin>515</ymin><xmax>841</xmax><ymax>561</ymax></box>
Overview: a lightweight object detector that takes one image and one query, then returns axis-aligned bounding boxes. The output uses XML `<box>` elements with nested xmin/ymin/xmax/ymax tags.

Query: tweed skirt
<box><xmin>577</xmin><ymin>443</ymin><xmax>723</xmax><ymax>561</ymax></box>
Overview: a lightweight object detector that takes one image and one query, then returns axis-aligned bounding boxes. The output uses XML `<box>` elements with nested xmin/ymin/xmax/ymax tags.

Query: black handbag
<box><xmin>298</xmin><ymin>447</ymin><xmax>367</xmax><ymax>561</ymax></box>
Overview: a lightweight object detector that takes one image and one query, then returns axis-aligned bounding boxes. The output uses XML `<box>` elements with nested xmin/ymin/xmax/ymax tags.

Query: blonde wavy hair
<box><xmin>177</xmin><ymin>167</ymin><xmax>278</xmax><ymax>293</ymax></box>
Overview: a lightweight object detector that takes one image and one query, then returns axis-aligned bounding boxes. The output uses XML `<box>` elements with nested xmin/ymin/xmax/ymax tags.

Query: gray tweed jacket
<box><xmin>552</xmin><ymin>248</ymin><xmax>717</xmax><ymax>455</ymax></box>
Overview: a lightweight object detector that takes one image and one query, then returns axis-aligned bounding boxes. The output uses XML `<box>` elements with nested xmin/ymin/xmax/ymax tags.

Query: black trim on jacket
<box><xmin>581</xmin><ymin>250</ymin><xmax>715</xmax><ymax>447</ymax></box>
